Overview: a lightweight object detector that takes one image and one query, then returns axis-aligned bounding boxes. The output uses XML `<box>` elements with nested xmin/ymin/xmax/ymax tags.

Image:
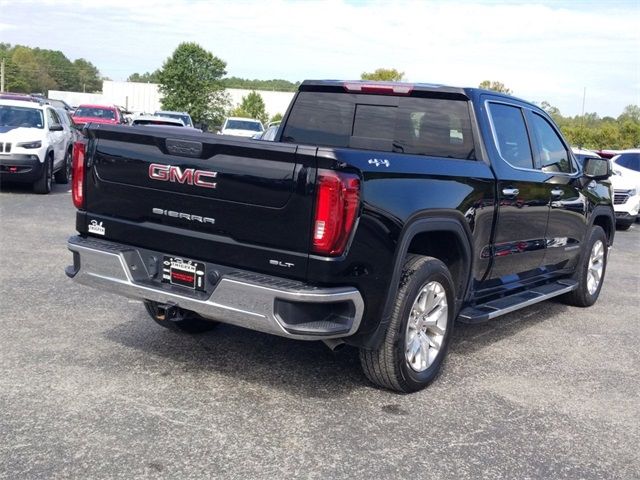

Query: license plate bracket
<box><xmin>162</xmin><ymin>256</ymin><xmax>206</xmax><ymax>291</ymax></box>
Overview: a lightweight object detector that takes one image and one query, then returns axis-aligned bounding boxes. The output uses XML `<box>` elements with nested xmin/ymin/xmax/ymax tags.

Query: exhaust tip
<box><xmin>323</xmin><ymin>339</ymin><xmax>346</xmax><ymax>352</ymax></box>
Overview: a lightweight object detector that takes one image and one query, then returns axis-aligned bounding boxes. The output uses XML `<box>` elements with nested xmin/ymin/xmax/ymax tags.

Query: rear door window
<box><xmin>282</xmin><ymin>92</ymin><xmax>475</xmax><ymax>160</ymax></box>
<box><xmin>46</xmin><ymin>108</ymin><xmax>61</xmax><ymax>127</ymax></box>
<box><xmin>616</xmin><ymin>154</ymin><xmax>640</xmax><ymax>172</ymax></box>
<box><xmin>487</xmin><ymin>103</ymin><xmax>534</xmax><ymax>169</ymax></box>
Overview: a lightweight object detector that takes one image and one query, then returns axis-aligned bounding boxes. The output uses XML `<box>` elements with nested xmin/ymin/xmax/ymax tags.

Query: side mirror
<box><xmin>583</xmin><ymin>157</ymin><xmax>611</xmax><ymax>180</ymax></box>
<box><xmin>49</xmin><ymin>124</ymin><xmax>64</xmax><ymax>132</ymax></box>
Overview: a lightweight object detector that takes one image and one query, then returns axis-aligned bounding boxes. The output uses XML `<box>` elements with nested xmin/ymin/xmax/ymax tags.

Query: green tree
<box><xmin>34</xmin><ymin>48</ymin><xmax>78</xmax><ymax>91</ymax></box>
<box><xmin>360</xmin><ymin>68</ymin><xmax>405</xmax><ymax>81</ymax></box>
<box><xmin>222</xmin><ymin>77</ymin><xmax>299</xmax><ymax>92</ymax></box>
<box><xmin>127</xmin><ymin>71</ymin><xmax>161</xmax><ymax>83</ymax></box>
<box><xmin>11</xmin><ymin>46</ymin><xmax>57</xmax><ymax>93</ymax></box>
<box><xmin>73</xmin><ymin>58</ymin><xmax>102</xmax><ymax>92</ymax></box>
<box><xmin>0</xmin><ymin>44</ymin><xmax>102</xmax><ymax>93</ymax></box>
<box><xmin>618</xmin><ymin>104</ymin><xmax>640</xmax><ymax>123</ymax></box>
<box><xmin>478</xmin><ymin>80</ymin><xmax>512</xmax><ymax>95</ymax></box>
<box><xmin>157</xmin><ymin>42</ymin><xmax>229</xmax><ymax>126</ymax></box>
<box><xmin>270</xmin><ymin>112</ymin><xmax>283</xmax><ymax>124</ymax></box>
<box><xmin>234</xmin><ymin>91</ymin><xmax>268</xmax><ymax>125</ymax></box>
<box><xmin>0</xmin><ymin>44</ymin><xmax>28</xmax><ymax>92</ymax></box>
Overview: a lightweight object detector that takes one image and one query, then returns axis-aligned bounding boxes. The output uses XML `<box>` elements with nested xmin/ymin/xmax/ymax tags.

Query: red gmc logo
<box><xmin>149</xmin><ymin>163</ymin><xmax>217</xmax><ymax>189</ymax></box>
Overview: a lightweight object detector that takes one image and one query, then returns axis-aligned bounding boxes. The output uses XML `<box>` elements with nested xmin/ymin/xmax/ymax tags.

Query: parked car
<box><xmin>132</xmin><ymin>115</ymin><xmax>185</xmax><ymax>127</ymax></box>
<box><xmin>0</xmin><ymin>93</ymin><xmax>41</xmax><ymax>103</ymax></box>
<box><xmin>153</xmin><ymin>111</ymin><xmax>194</xmax><ymax>128</ymax></box>
<box><xmin>610</xmin><ymin>150</ymin><xmax>640</xmax><ymax>230</ymax></box>
<box><xmin>571</xmin><ymin>147</ymin><xmax>602</xmax><ymax>167</ymax></box>
<box><xmin>0</xmin><ymin>98</ymin><xmax>73</xmax><ymax>193</ymax></box>
<box><xmin>54</xmin><ymin>107</ymin><xmax>79</xmax><ymax>175</ymax></box>
<box><xmin>596</xmin><ymin>149</ymin><xmax>625</xmax><ymax>159</ymax></box>
<box><xmin>252</xmin><ymin>124</ymin><xmax>279</xmax><ymax>141</ymax></box>
<box><xmin>219</xmin><ymin>117</ymin><xmax>264</xmax><ymax>137</ymax></box>
<box><xmin>46</xmin><ymin>98</ymin><xmax>72</xmax><ymax>111</ymax></box>
<box><xmin>72</xmin><ymin>104</ymin><xmax>126</xmax><ymax>128</ymax></box>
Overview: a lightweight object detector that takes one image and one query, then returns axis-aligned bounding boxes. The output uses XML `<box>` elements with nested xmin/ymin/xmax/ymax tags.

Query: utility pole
<box><xmin>1</xmin><ymin>59</ymin><xmax>5</xmax><ymax>92</ymax></box>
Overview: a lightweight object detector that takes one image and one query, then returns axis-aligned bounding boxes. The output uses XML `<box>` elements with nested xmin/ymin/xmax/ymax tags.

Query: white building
<box><xmin>49</xmin><ymin>81</ymin><xmax>295</xmax><ymax>120</ymax></box>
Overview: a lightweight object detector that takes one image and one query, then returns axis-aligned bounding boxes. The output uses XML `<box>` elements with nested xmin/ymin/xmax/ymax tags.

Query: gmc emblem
<box><xmin>149</xmin><ymin>163</ymin><xmax>217</xmax><ymax>189</ymax></box>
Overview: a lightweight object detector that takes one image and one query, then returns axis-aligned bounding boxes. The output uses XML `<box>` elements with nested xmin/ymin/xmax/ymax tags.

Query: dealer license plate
<box><xmin>162</xmin><ymin>256</ymin><xmax>206</xmax><ymax>291</ymax></box>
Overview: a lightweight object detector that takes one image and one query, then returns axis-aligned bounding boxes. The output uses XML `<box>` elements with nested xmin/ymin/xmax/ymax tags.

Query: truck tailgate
<box><xmin>81</xmin><ymin>125</ymin><xmax>316</xmax><ymax>280</ymax></box>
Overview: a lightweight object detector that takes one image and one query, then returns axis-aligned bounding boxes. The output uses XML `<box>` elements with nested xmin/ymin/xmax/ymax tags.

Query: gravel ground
<box><xmin>0</xmin><ymin>182</ymin><xmax>638</xmax><ymax>479</ymax></box>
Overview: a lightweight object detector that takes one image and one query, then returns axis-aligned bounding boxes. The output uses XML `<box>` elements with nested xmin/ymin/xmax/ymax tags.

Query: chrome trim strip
<box><xmin>68</xmin><ymin>238</ymin><xmax>364</xmax><ymax>341</ymax></box>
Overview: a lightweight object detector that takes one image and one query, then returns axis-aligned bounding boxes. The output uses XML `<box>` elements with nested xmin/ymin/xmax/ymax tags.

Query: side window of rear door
<box><xmin>487</xmin><ymin>103</ymin><xmax>534</xmax><ymax>169</ymax></box>
<box><xmin>528</xmin><ymin>113</ymin><xmax>572</xmax><ymax>174</ymax></box>
<box><xmin>45</xmin><ymin>108</ymin><xmax>55</xmax><ymax>128</ymax></box>
<box><xmin>50</xmin><ymin>109</ymin><xmax>61</xmax><ymax>126</ymax></box>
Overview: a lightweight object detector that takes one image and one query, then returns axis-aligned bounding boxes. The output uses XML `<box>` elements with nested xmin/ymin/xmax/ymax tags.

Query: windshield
<box><xmin>154</xmin><ymin>112</ymin><xmax>191</xmax><ymax>126</ymax></box>
<box><xmin>74</xmin><ymin>107</ymin><xmax>116</xmax><ymax>120</ymax></box>
<box><xmin>0</xmin><ymin>105</ymin><xmax>44</xmax><ymax>129</ymax></box>
<box><xmin>226</xmin><ymin>119</ymin><xmax>263</xmax><ymax>131</ymax></box>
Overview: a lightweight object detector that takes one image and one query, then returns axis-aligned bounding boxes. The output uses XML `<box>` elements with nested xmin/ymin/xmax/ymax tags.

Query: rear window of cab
<box><xmin>282</xmin><ymin>92</ymin><xmax>476</xmax><ymax>160</ymax></box>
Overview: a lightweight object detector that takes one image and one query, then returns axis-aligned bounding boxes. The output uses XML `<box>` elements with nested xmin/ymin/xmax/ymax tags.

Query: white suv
<box><xmin>0</xmin><ymin>99</ymin><xmax>73</xmax><ymax>193</ymax></box>
<box><xmin>219</xmin><ymin>117</ymin><xmax>264</xmax><ymax>137</ymax></box>
<box><xmin>610</xmin><ymin>150</ymin><xmax>640</xmax><ymax>230</ymax></box>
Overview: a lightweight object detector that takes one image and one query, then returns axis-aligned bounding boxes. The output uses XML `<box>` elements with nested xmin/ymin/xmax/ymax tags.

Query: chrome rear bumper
<box><xmin>66</xmin><ymin>236</ymin><xmax>364</xmax><ymax>340</ymax></box>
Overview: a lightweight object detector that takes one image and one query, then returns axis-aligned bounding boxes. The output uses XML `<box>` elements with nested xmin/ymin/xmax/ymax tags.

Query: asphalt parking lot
<box><xmin>0</xmin><ymin>182</ymin><xmax>638</xmax><ymax>480</ymax></box>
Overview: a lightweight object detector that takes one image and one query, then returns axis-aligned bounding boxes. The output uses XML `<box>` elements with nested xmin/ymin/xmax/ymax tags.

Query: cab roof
<box><xmin>0</xmin><ymin>98</ymin><xmax>46</xmax><ymax>109</ymax></box>
<box><xmin>299</xmin><ymin>80</ymin><xmax>536</xmax><ymax>108</ymax></box>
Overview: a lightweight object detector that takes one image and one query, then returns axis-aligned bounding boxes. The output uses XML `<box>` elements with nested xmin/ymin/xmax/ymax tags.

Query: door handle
<box><xmin>502</xmin><ymin>188</ymin><xmax>519</xmax><ymax>197</ymax></box>
<box><xmin>550</xmin><ymin>189</ymin><xmax>564</xmax><ymax>198</ymax></box>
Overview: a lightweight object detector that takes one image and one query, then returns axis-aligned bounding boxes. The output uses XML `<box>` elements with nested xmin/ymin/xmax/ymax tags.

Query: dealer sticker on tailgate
<box><xmin>162</xmin><ymin>256</ymin><xmax>206</xmax><ymax>291</ymax></box>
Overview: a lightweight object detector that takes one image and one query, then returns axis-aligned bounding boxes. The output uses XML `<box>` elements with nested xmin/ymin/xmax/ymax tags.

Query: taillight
<box><xmin>72</xmin><ymin>142</ymin><xmax>86</xmax><ymax>209</ymax></box>
<box><xmin>312</xmin><ymin>170</ymin><xmax>361</xmax><ymax>256</ymax></box>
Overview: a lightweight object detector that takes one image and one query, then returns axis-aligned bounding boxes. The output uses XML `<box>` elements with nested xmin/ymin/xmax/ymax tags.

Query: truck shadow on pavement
<box><xmin>103</xmin><ymin>313</ymin><xmax>366</xmax><ymax>399</ymax></box>
<box><xmin>103</xmin><ymin>300</ymin><xmax>570</xmax><ymax>397</ymax></box>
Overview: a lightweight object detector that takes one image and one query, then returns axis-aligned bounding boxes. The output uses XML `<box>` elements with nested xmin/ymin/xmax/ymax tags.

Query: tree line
<box><xmin>0</xmin><ymin>43</ymin><xmax>103</xmax><ymax>93</ymax></box>
<box><xmin>127</xmin><ymin>71</ymin><xmax>300</xmax><ymax>92</ymax></box>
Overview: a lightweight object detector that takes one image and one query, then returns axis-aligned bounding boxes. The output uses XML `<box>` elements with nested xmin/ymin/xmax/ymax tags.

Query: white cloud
<box><xmin>2</xmin><ymin>0</ymin><xmax>639</xmax><ymax>116</ymax></box>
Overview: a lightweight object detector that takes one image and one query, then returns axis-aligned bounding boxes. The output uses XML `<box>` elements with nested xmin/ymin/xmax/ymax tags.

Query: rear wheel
<box><xmin>144</xmin><ymin>301</ymin><xmax>218</xmax><ymax>334</ymax></box>
<box><xmin>359</xmin><ymin>255</ymin><xmax>455</xmax><ymax>392</ymax></box>
<box><xmin>54</xmin><ymin>149</ymin><xmax>71</xmax><ymax>184</ymax></box>
<box><xmin>563</xmin><ymin>226</ymin><xmax>608</xmax><ymax>307</ymax></box>
<box><xmin>33</xmin><ymin>155</ymin><xmax>52</xmax><ymax>194</ymax></box>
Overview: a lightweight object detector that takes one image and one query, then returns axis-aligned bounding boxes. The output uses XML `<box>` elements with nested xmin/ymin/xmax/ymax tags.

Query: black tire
<box><xmin>33</xmin><ymin>155</ymin><xmax>52</xmax><ymax>194</ymax></box>
<box><xmin>143</xmin><ymin>300</ymin><xmax>218</xmax><ymax>334</ymax></box>
<box><xmin>562</xmin><ymin>226</ymin><xmax>608</xmax><ymax>307</ymax></box>
<box><xmin>54</xmin><ymin>149</ymin><xmax>71</xmax><ymax>184</ymax></box>
<box><xmin>359</xmin><ymin>255</ymin><xmax>455</xmax><ymax>393</ymax></box>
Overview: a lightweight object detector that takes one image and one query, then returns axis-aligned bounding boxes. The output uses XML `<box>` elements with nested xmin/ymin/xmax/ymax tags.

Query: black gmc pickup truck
<box><xmin>66</xmin><ymin>81</ymin><xmax>614</xmax><ymax>392</ymax></box>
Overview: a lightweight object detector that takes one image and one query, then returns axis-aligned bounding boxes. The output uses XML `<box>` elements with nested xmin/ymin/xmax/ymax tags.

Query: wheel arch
<box><xmin>589</xmin><ymin>205</ymin><xmax>615</xmax><ymax>246</ymax></box>
<box><xmin>360</xmin><ymin>211</ymin><xmax>474</xmax><ymax>350</ymax></box>
<box><xmin>45</xmin><ymin>146</ymin><xmax>55</xmax><ymax>162</ymax></box>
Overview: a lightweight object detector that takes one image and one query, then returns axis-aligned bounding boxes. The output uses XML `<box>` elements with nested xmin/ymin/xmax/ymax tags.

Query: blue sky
<box><xmin>1</xmin><ymin>0</ymin><xmax>638</xmax><ymax>117</ymax></box>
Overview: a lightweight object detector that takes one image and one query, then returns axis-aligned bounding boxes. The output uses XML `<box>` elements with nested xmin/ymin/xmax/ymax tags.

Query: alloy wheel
<box><xmin>587</xmin><ymin>239</ymin><xmax>604</xmax><ymax>295</ymax></box>
<box><xmin>405</xmin><ymin>281</ymin><xmax>448</xmax><ymax>372</ymax></box>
